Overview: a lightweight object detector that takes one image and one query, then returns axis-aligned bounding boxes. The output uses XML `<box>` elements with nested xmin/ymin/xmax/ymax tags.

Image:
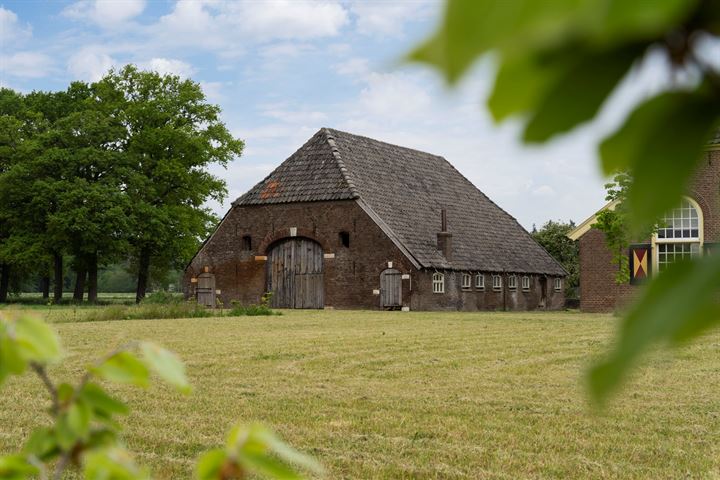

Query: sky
<box><xmin>0</xmin><ymin>0</ymin><xmax>683</xmax><ymax>230</ymax></box>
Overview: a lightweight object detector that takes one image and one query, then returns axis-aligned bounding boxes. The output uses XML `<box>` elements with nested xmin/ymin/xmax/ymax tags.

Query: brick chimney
<box><xmin>437</xmin><ymin>209</ymin><xmax>452</xmax><ymax>260</ymax></box>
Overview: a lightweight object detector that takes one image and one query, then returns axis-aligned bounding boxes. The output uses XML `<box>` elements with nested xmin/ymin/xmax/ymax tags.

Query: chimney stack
<box><xmin>437</xmin><ymin>208</ymin><xmax>452</xmax><ymax>260</ymax></box>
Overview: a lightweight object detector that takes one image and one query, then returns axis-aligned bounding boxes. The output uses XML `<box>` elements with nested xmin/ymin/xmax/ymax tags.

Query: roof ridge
<box><xmin>322</xmin><ymin>128</ymin><xmax>360</xmax><ymax>199</ymax></box>
<box><xmin>324</xmin><ymin>127</ymin><xmax>446</xmax><ymax>160</ymax></box>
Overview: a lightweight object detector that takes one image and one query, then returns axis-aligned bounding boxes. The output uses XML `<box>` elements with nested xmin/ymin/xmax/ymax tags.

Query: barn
<box><xmin>184</xmin><ymin>128</ymin><xmax>566</xmax><ymax>311</ymax></box>
<box><xmin>568</xmin><ymin>133</ymin><xmax>720</xmax><ymax>312</ymax></box>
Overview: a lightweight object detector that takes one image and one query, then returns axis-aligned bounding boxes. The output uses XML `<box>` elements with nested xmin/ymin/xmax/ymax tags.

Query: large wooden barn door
<box><xmin>380</xmin><ymin>269</ymin><xmax>401</xmax><ymax>308</ymax></box>
<box><xmin>267</xmin><ymin>238</ymin><xmax>324</xmax><ymax>309</ymax></box>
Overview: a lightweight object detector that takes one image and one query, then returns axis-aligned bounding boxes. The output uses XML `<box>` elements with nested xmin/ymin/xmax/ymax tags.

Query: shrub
<box><xmin>142</xmin><ymin>291</ymin><xmax>182</xmax><ymax>304</ymax></box>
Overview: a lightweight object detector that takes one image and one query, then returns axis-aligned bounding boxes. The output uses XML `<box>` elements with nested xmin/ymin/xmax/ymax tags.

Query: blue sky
<box><xmin>0</xmin><ymin>0</ymin><xmax>680</xmax><ymax>229</ymax></box>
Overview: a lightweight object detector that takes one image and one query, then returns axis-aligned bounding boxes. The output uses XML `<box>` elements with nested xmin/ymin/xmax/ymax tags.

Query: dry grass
<box><xmin>1</xmin><ymin>308</ymin><xmax>719</xmax><ymax>479</ymax></box>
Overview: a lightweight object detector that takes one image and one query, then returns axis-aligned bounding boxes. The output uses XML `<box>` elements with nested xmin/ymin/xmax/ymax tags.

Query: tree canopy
<box><xmin>0</xmin><ymin>66</ymin><xmax>243</xmax><ymax>303</ymax></box>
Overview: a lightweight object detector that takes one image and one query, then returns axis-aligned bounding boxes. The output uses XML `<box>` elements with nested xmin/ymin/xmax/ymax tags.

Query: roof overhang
<box><xmin>567</xmin><ymin>199</ymin><xmax>619</xmax><ymax>241</ymax></box>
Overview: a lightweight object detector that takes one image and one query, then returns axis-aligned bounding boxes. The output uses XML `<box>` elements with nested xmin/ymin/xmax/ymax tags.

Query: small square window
<box><xmin>508</xmin><ymin>275</ymin><xmax>517</xmax><ymax>290</ymax></box>
<box><xmin>242</xmin><ymin>235</ymin><xmax>252</xmax><ymax>251</ymax></box>
<box><xmin>492</xmin><ymin>275</ymin><xmax>502</xmax><ymax>290</ymax></box>
<box><xmin>462</xmin><ymin>273</ymin><xmax>471</xmax><ymax>290</ymax></box>
<box><xmin>554</xmin><ymin>278</ymin><xmax>562</xmax><ymax>291</ymax></box>
<box><xmin>522</xmin><ymin>276</ymin><xmax>530</xmax><ymax>290</ymax></box>
<box><xmin>475</xmin><ymin>274</ymin><xmax>484</xmax><ymax>289</ymax></box>
<box><xmin>339</xmin><ymin>231</ymin><xmax>350</xmax><ymax>248</ymax></box>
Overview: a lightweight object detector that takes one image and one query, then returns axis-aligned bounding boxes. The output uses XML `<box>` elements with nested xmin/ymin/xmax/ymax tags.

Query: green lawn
<box><xmin>1</xmin><ymin>309</ymin><xmax>719</xmax><ymax>479</ymax></box>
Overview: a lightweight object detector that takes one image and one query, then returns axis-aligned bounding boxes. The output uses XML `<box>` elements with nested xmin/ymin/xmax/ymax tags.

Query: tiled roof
<box><xmin>234</xmin><ymin>128</ymin><xmax>566</xmax><ymax>276</ymax></box>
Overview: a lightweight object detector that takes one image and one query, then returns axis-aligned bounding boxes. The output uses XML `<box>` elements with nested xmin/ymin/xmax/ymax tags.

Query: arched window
<box><xmin>507</xmin><ymin>275</ymin><xmax>517</xmax><ymax>289</ymax></box>
<box><xmin>432</xmin><ymin>273</ymin><xmax>445</xmax><ymax>294</ymax></box>
<box><xmin>655</xmin><ymin>198</ymin><xmax>703</xmax><ymax>272</ymax></box>
<box><xmin>461</xmin><ymin>273</ymin><xmax>471</xmax><ymax>290</ymax></box>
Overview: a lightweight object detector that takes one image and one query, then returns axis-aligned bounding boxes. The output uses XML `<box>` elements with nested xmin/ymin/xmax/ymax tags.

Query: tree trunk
<box><xmin>87</xmin><ymin>252</ymin><xmax>98</xmax><ymax>304</ymax></box>
<box><xmin>53</xmin><ymin>252</ymin><xmax>63</xmax><ymax>302</ymax></box>
<box><xmin>73</xmin><ymin>262</ymin><xmax>87</xmax><ymax>302</ymax></box>
<box><xmin>41</xmin><ymin>275</ymin><xmax>50</xmax><ymax>299</ymax></box>
<box><xmin>0</xmin><ymin>264</ymin><xmax>9</xmax><ymax>303</ymax></box>
<box><xmin>135</xmin><ymin>247</ymin><xmax>151</xmax><ymax>304</ymax></box>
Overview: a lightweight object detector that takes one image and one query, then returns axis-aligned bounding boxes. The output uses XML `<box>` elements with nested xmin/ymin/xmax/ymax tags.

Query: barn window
<box><xmin>461</xmin><ymin>273</ymin><xmax>471</xmax><ymax>290</ymax></box>
<box><xmin>554</xmin><ymin>278</ymin><xmax>562</xmax><ymax>291</ymax></box>
<box><xmin>432</xmin><ymin>273</ymin><xmax>445</xmax><ymax>293</ymax></box>
<box><xmin>492</xmin><ymin>275</ymin><xmax>502</xmax><ymax>290</ymax></box>
<box><xmin>339</xmin><ymin>231</ymin><xmax>350</xmax><ymax>248</ymax></box>
<box><xmin>508</xmin><ymin>275</ymin><xmax>517</xmax><ymax>289</ymax></box>
<box><xmin>655</xmin><ymin>198</ymin><xmax>703</xmax><ymax>273</ymax></box>
<box><xmin>522</xmin><ymin>276</ymin><xmax>530</xmax><ymax>290</ymax></box>
<box><xmin>242</xmin><ymin>235</ymin><xmax>252</xmax><ymax>251</ymax></box>
<box><xmin>475</xmin><ymin>273</ymin><xmax>484</xmax><ymax>289</ymax></box>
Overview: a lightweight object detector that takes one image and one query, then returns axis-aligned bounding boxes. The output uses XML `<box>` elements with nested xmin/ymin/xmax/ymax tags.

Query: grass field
<box><xmin>1</xmin><ymin>308</ymin><xmax>719</xmax><ymax>479</ymax></box>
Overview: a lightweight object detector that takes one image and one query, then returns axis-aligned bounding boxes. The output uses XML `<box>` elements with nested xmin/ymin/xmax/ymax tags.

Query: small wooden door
<box><xmin>197</xmin><ymin>273</ymin><xmax>216</xmax><ymax>307</ymax></box>
<box><xmin>539</xmin><ymin>277</ymin><xmax>548</xmax><ymax>308</ymax></box>
<box><xmin>380</xmin><ymin>269</ymin><xmax>402</xmax><ymax>308</ymax></box>
<box><xmin>267</xmin><ymin>238</ymin><xmax>324</xmax><ymax>309</ymax></box>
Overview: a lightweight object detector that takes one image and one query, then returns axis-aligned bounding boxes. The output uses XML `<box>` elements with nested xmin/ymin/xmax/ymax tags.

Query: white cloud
<box><xmin>63</xmin><ymin>0</ymin><xmax>146</xmax><ymax>28</ymax></box>
<box><xmin>1</xmin><ymin>52</ymin><xmax>54</xmax><ymax>78</ymax></box>
<box><xmin>200</xmin><ymin>81</ymin><xmax>226</xmax><ymax>103</ymax></box>
<box><xmin>137</xmin><ymin>58</ymin><xmax>195</xmax><ymax>77</ymax></box>
<box><xmin>67</xmin><ymin>49</ymin><xmax>116</xmax><ymax>81</ymax></box>
<box><xmin>334</xmin><ymin>58</ymin><xmax>369</xmax><ymax>77</ymax></box>
<box><xmin>358</xmin><ymin>72</ymin><xmax>432</xmax><ymax>119</ymax></box>
<box><xmin>351</xmin><ymin>0</ymin><xmax>439</xmax><ymax>36</ymax></box>
<box><xmin>155</xmin><ymin>0</ymin><xmax>349</xmax><ymax>50</ymax></box>
<box><xmin>0</xmin><ymin>7</ymin><xmax>31</xmax><ymax>44</ymax></box>
<box><xmin>532</xmin><ymin>185</ymin><xmax>556</xmax><ymax>197</ymax></box>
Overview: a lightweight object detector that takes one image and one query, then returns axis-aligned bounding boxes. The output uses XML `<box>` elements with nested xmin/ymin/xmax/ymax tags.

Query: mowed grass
<box><xmin>1</xmin><ymin>309</ymin><xmax>720</xmax><ymax>479</ymax></box>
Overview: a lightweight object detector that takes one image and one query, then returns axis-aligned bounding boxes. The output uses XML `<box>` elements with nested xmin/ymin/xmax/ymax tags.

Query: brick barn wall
<box><xmin>410</xmin><ymin>271</ymin><xmax>564</xmax><ymax>311</ymax></box>
<box><xmin>184</xmin><ymin>200</ymin><xmax>416</xmax><ymax>310</ymax></box>
<box><xmin>184</xmin><ymin>199</ymin><xmax>567</xmax><ymax>311</ymax></box>
<box><xmin>578</xmin><ymin>149</ymin><xmax>720</xmax><ymax>312</ymax></box>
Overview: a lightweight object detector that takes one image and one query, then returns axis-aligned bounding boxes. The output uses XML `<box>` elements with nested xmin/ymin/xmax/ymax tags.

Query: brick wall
<box><xmin>184</xmin><ymin>199</ymin><xmax>566</xmax><ymax>311</ymax></box>
<box><xmin>579</xmin><ymin>149</ymin><xmax>720</xmax><ymax>312</ymax></box>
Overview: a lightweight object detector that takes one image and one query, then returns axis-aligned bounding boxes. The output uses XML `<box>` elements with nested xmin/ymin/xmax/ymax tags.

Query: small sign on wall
<box><xmin>323</xmin><ymin>253</ymin><xmax>335</xmax><ymax>259</ymax></box>
<box><xmin>401</xmin><ymin>306</ymin><xmax>410</xmax><ymax>312</ymax></box>
<box><xmin>372</xmin><ymin>289</ymin><xmax>380</xmax><ymax>295</ymax></box>
<box><xmin>290</xmin><ymin>227</ymin><xmax>297</xmax><ymax>237</ymax></box>
<box><xmin>387</xmin><ymin>261</ymin><xmax>393</xmax><ymax>268</ymax></box>
<box><xmin>401</xmin><ymin>274</ymin><xmax>410</xmax><ymax>280</ymax></box>
<box><xmin>254</xmin><ymin>255</ymin><xmax>267</xmax><ymax>261</ymax></box>
<box><xmin>215</xmin><ymin>290</ymin><xmax>221</xmax><ymax>295</ymax></box>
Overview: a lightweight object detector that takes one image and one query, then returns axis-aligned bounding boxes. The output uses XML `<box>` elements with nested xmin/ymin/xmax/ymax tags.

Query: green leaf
<box><xmin>409</xmin><ymin>0</ymin><xmax>697</xmax><ymax>84</ymax></box>
<box><xmin>92</xmin><ymin>351</ymin><xmax>149</xmax><ymax>387</ymax></box>
<box><xmin>57</xmin><ymin>382</ymin><xmax>74</xmax><ymax>403</ymax></box>
<box><xmin>600</xmin><ymin>88</ymin><xmax>720</xmax><ymax>231</ymax></box>
<box><xmin>487</xmin><ymin>51</ymin><xmax>566</xmax><ymax>122</ymax></box>
<box><xmin>196</xmin><ymin>449</ymin><xmax>227</xmax><ymax>480</ymax></box>
<box><xmin>83</xmin><ymin>447</ymin><xmax>151</xmax><ymax>480</ymax></box>
<box><xmin>589</xmin><ymin>253</ymin><xmax>720</xmax><ymax>403</ymax></box>
<box><xmin>12</xmin><ymin>316</ymin><xmax>61</xmax><ymax>363</ymax></box>
<box><xmin>23</xmin><ymin>427</ymin><xmax>59</xmax><ymax>460</ymax></box>
<box><xmin>409</xmin><ymin>0</ymin><xmax>585</xmax><ymax>83</ymax></box>
<box><xmin>67</xmin><ymin>400</ymin><xmax>92</xmax><ymax>440</ymax></box>
<box><xmin>0</xmin><ymin>454</ymin><xmax>39</xmax><ymax>479</ymax></box>
<box><xmin>226</xmin><ymin>424</ymin><xmax>323</xmax><ymax>479</ymax></box>
<box><xmin>523</xmin><ymin>46</ymin><xmax>640</xmax><ymax>142</ymax></box>
<box><xmin>79</xmin><ymin>382</ymin><xmax>129</xmax><ymax>417</ymax></box>
<box><xmin>0</xmin><ymin>334</ymin><xmax>26</xmax><ymax>386</ymax></box>
<box><xmin>140</xmin><ymin>342</ymin><xmax>191</xmax><ymax>393</ymax></box>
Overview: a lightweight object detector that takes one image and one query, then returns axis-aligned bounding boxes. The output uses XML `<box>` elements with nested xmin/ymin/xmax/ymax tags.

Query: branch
<box><xmin>52</xmin><ymin>452</ymin><xmax>70</xmax><ymax>480</ymax></box>
<box><xmin>29</xmin><ymin>362</ymin><xmax>59</xmax><ymax>416</ymax></box>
